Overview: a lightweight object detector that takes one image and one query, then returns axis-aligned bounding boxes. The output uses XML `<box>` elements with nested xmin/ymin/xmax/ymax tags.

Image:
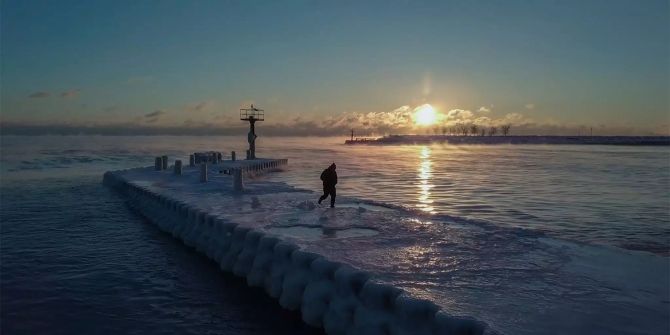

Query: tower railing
<box><xmin>240</xmin><ymin>108</ymin><xmax>264</xmax><ymax>121</ymax></box>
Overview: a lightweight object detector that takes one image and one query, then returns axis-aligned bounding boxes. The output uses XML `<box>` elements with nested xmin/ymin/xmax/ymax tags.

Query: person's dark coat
<box><xmin>318</xmin><ymin>163</ymin><xmax>338</xmax><ymax>207</ymax></box>
<box><xmin>320</xmin><ymin>164</ymin><xmax>337</xmax><ymax>188</ymax></box>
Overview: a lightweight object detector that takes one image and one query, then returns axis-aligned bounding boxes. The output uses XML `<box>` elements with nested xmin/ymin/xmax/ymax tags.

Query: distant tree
<box><xmin>501</xmin><ymin>124</ymin><xmax>512</xmax><ymax>136</ymax></box>
<box><xmin>479</xmin><ymin>127</ymin><xmax>486</xmax><ymax>136</ymax></box>
<box><xmin>488</xmin><ymin>126</ymin><xmax>498</xmax><ymax>136</ymax></box>
<box><xmin>458</xmin><ymin>123</ymin><xmax>469</xmax><ymax>136</ymax></box>
<box><xmin>441</xmin><ymin>126</ymin><xmax>448</xmax><ymax>135</ymax></box>
<box><xmin>470</xmin><ymin>124</ymin><xmax>478</xmax><ymax>136</ymax></box>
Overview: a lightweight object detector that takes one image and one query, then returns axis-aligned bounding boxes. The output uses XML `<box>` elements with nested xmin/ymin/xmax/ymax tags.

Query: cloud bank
<box><xmin>1</xmin><ymin>104</ymin><xmax>666</xmax><ymax>136</ymax></box>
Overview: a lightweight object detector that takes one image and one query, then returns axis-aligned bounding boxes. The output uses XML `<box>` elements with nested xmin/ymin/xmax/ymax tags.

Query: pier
<box><xmin>103</xmin><ymin>155</ymin><xmax>493</xmax><ymax>335</ymax></box>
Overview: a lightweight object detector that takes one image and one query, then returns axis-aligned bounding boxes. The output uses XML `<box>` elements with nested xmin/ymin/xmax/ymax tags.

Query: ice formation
<box><xmin>103</xmin><ymin>161</ymin><xmax>495</xmax><ymax>335</ymax></box>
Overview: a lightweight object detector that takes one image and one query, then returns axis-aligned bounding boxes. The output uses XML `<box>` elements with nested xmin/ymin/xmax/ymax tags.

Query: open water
<box><xmin>1</xmin><ymin>135</ymin><xmax>668</xmax><ymax>334</ymax></box>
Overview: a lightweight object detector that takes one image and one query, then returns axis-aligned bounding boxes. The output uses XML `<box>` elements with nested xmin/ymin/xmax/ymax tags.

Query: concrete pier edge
<box><xmin>102</xmin><ymin>164</ymin><xmax>494</xmax><ymax>335</ymax></box>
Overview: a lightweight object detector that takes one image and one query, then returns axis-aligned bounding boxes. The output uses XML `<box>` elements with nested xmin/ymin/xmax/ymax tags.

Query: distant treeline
<box><xmin>345</xmin><ymin>135</ymin><xmax>670</xmax><ymax>146</ymax></box>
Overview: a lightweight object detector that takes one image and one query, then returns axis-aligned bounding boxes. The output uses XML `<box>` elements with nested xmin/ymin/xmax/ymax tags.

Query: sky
<box><xmin>1</xmin><ymin>0</ymin><xmax>668</xmax><ymax>136</ymax></box>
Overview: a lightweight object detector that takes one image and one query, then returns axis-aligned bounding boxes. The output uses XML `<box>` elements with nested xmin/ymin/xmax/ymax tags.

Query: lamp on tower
<box><xmin>240</xmin><ymin>104</ymin><xmax>264</xmax><ymax>159</ymax></box>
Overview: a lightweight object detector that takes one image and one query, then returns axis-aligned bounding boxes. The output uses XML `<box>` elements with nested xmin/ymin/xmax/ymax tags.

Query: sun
<box><xmin>414</xmin><ymin>104</ymin><xmax>438</xmax><ymax>126</ymax></box>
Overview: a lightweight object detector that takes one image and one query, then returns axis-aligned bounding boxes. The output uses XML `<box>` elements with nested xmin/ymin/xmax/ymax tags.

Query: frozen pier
<box><xmin>103</xmin><ymin>157</ymin><xmax>495</xmax><ymax>335</ymax></box>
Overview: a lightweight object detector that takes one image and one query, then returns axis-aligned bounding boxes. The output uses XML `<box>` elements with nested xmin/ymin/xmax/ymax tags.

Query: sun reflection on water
<box><xmin>417</xmin><ymin>146</ymin><xmax>435</xmax><ymax>213</ymax></box>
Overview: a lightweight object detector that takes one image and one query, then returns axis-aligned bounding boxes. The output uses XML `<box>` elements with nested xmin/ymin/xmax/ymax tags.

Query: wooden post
<box><xmin>155</xmin><ymin>157</ymin><xmax>162</xmax><ymax>170</ymax></box>
<box><xmin>161</xmin><ymin>155</ymin><xmax>168</xmax><ymax>170</ymax></box>
<box><xmin>200</xmin><ymin>163</ymin><xmax>208</xmax><ymax>182</ymax></box>
<box><xmin>231</xmin><ymin>151</ymin><xmax>236</xmax><ymax>161</ymax></box>
<box><xmin>174</xmin><ymin>160</ymin><xmax>182</xmax><ymax>175</ymax></box>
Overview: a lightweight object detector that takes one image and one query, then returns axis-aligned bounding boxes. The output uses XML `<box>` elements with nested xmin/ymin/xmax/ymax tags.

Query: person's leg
<box><xmin>330</xmin><ymin>187</ymin><xmax>336</xmax><ymax>208</ymax></box>
<box><xmin>318</xmin><ymin>186</ymin><xmax>328</xmax><ymax>204</ymax></box>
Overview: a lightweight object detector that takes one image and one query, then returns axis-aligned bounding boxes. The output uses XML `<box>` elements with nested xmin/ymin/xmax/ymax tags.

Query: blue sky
<box><xmin>1</xmin><ymin>0</ymin><xmax>668</xmax><ymax>135</ymax></box>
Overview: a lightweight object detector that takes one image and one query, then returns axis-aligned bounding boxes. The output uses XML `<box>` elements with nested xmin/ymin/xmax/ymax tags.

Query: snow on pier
<box><xmin>103</xmin><ymin>157</ymin><xmax>495</xmax><ymax>335</ymax></box>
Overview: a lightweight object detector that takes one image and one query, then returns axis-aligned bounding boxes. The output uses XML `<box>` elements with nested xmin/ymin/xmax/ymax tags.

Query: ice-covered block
<box><xmin>279</xmin><ymin>250</ymin><xmax>317</xmax><ymax>309</ymax></box>
<box><xmin>248</xmin><ymin>236</ymin><xmax>280</xmax><ymax>287</ymax></box>
<box><xmin>323</xmin><ymin>294</ymin><xmax>357</xmax><ymax>334</ymax></box>
<box><xmin>233</xmin><ymin>230</ymin><xmax>263</xmax><ymax>276</ymax></box>
<box><xmin>301</xmin><ymin>260</ymin><xmax>337</xmax><ymax>327</ymax></box>
<box><xmin>203</xmin><ymin>215</ymin><xmax>220</xmax><ymax>259</ymax></box>
<box><xmin>220</xmin><ymin>226</ymin><xmax>250</xmax><ymax>271</ymax></box>
<box><xmin>335</xmin><ymin>265</ymin><xmax>370</xmax><ymax>298</ymax></box>
<box><xmin>311</xmin><ymin>257</ymin><xmax>340</xmax><ymax>280</ymax></box>
<box><xmin>351</xmin><ymin>304</ymin><xmax>394</xmax><ymax>335</ymax></box>
<box><xmin>433</xmin><ymin>311</ymin><xmax>487</xmax><ymax>335</ymax></box>
<box><xmin>361</xmin><ymin>281</ymin><xmax>402</xmax><ymax>311</ymax></box>
<box><xmin>291</xmin><ymin>250</ymin><xmax>319</xmax><ymax>269</ymax></box>
<box><xmin>268</xmin><ymin>242</ymin><xmax>298</xmax><ymax>298</ymax></box>
<box><xmin>391</xmin><ymin>295</ymin><xmax>439</xmax><ymax>335</ymax></box>
<box><xmin>214</xmin><ymin>222</ymin><xmax>238</xmax><ymax>264</ymax></box>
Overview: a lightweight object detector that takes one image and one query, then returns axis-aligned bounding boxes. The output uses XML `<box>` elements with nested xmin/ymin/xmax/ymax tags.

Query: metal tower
<box><xmin>240</xmin><ymin>104</ymin><xmax>264</xmax><ymax>159</ymax></box>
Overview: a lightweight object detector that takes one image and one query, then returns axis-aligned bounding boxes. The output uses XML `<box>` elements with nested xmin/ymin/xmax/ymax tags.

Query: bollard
<box><xmin>161</xmin><ymin>155</ymin><xmax>168</xmax><ymax>170</ymax></box>
<box><xmin>155</xmin><ymin>157</ymin><xmax>162</xmax><ymax>170</ymax></box>
<box><xmin>200</xmin><ymin>163</ymin><xmax>208</xmax><ymax>182</ymax></box>
<box><xmin>189</xmin><ymin>154</ymin><xmax>195</xmax><ymax>167</ymax></box>
<box><xmin>233</xmin><ymin>168</ymin><xmax>244</xmax><ymax>191</ymax></box>
<box><xmin>174</xmin><ymin>160</ymin><xmax>182</xmax><ymax>175</ymax></box>
<box><xmin>231</xmin><ymin>151</ymin><xmax>236</xmax><ymax>161</ymax></box>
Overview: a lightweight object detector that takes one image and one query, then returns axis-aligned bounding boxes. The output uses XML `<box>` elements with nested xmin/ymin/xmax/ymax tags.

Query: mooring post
<box><xmin>189</xmin><ymin>154</ymin><xmax>195</xmax><ymax>167</ymax></box>
<box><xmin>174</xmin><ymin>160</ymin><xmax>182</xmax><ymax>175</ymax></box>
<box><xmin>200</xmin><ymin>163</ymin><xmax>208</xmax><ymax>182</ymax></box>
<box><xmin>231</xmin><ymin>151</ymin><xmax>236</xmax><ymax>161</ymax></box>
<box><xmin>161</xmin><ymin>155</ymin><xmax>168</xmax><ymax>170</ymax></box>
<box><xmin>155</xmin><ymin>157</ymin><xmax>162</xmax><ymax>170</ymax></box>
<box><xmin>233</xmin><ymin>168</ymin><xmax>244</xmax><ymax>191</ymax></box>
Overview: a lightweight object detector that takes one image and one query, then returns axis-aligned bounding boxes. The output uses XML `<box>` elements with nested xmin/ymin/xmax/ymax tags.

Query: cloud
<box><xmin>501</xmin><ymin>112</ymin><xmax>527</xmax><ymax>124</ymax></box>
<box><xmin>525</xmin><ymin>103</ymin><xmax>535</xmax><ymax>110</ymax></box>
<box><xmin>445</xmin><ymin>109</ymin><xmax>474</xmax><ymax>122</ymax></box>
<box><xmin>143</xmin><ymin>110</ymin><xmax>165</xmax><ymax>123</ymax></box>
<box><xmin>478</xmin><ymin>106</ymin><xmax>491</xmax><ymax>113</ymax></box>
<box><xmin>473</xmin><ymin>116</ymin><xmax>492</xmax><ymax>126</ymax></box>
<box><xmin>28</xmin><ymin>91</ymin><xmax>50</xmax><ymax>98</ymax></box>
<box><xmin>60</xmin><ymin>90</ymin><xmax>80</xmax><ymax>98</ymax></box>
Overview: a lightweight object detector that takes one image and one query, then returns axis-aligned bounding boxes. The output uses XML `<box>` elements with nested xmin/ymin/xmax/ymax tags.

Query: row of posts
<box><xmin>153</xmin><ymin>154</ymin><xmax>286</xmax><ymax>191</ymax></box>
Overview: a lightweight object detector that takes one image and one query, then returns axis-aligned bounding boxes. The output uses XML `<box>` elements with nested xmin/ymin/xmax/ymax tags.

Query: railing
<box><xmin>240</xmin><ymin>108</ymin><xmax>264</xmax><ymax>121</ymax></box>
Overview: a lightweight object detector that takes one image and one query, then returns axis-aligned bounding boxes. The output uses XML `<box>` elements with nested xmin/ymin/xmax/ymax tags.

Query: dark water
<box><xmin>1</xmin><ymin>176</ymin><xmax>321</xmax><ymax>334</ymax></box>
<box><xmin>1</xmin><ymin>135</ymin><xmax>668</xmax><ymax>334</ymax></box>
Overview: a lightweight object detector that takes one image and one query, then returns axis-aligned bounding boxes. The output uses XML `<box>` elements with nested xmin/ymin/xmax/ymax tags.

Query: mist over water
<box><xmin>1</xmin><ymin>135</ymin><xmax>669</xmax><ymax>334</ymax></box>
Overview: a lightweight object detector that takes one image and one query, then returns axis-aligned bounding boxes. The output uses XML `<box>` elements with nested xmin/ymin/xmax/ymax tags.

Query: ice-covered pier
<box><xmin>103</xmin><ymin>156</ymin><xmax>495</xmax><ymax>335</ymax></box>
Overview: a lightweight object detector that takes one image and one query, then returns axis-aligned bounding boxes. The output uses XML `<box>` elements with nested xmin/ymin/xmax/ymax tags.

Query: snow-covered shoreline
<box><xmin>103</xmin><ymin>161</ymin><xmax>495</xmax><ymax>335</ymax></box>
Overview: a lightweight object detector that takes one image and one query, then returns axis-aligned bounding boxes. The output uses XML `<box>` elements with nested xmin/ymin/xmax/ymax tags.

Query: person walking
<box><xmin>318</xmin><ymin>163</ymin><xmax>337</xmax><ymax>208</ymax></box>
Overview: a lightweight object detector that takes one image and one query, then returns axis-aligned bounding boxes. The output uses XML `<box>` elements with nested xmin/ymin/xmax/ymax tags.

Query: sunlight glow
<box><xmin>416</xmin><ymin>146</ymin><xmax>435</xmax><ymax>213</ymax></box>
<box><xmin>414</xmin><ymin>104</ymin><xmax>438</xmax><ymax>126</ymax></box>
